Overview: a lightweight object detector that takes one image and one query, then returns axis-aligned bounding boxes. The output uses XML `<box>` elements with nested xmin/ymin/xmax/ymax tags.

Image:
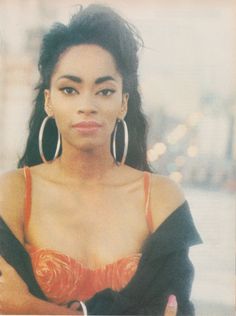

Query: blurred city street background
<box><xmin>0</xmin><ymin>1</ymin><xmax>235</xmax><ymax>315</ymax></box>
<box><xmin>186</xmin><ymin>187</ymin><xmax>235</xmax><ymax>316</ymax></box>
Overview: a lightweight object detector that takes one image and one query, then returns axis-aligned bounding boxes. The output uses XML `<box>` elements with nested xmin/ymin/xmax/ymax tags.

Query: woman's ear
<box><xmin>119</xmin><ymin>93</ymin><xmax>129</xmax><ymax>119</ymax></box>
<box><xmin>44</xmin><ymin>89</ymin><xmax>54</xmax><ymax>117</ymax></box>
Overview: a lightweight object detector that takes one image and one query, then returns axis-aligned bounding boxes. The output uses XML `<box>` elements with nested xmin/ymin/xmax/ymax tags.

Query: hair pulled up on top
<box><xmin>18</xmin><ymin>4</ymin><xmax>151</xmax><ymax>171</ymax></box>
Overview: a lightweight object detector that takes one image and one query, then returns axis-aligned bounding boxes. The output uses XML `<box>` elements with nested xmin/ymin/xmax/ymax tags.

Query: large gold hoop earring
<box><xmin>38</xmin><ymin>116</ymin><xmax>61</xmax><ymax>163</ymax></box>
<box><xmin>112</xmin><ymin>119</ymin><xmax>129</xmax><ymax>166</ymax></box>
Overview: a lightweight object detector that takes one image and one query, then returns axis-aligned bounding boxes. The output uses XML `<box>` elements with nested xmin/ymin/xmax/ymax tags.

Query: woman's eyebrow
<box><xmin>57</xmin><ymin>75</ymin><xmax>117</xmax><ymax>84</ymax></box>
<box><xmin>57</xmin><ymin>75</ymin><xmax>82</xmax><ymax>83</ymax></box>
<box><xmin>95</xmin><ymin>76</ymin><xmax>116</xmax><ymax>84</ymax></box>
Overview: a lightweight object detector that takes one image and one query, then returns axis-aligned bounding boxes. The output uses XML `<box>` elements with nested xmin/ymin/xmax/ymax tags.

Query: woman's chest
<box><xmin>25</xmin><ymin>182</ymin><xmax>149</xmax><ymax>267</ymax></box>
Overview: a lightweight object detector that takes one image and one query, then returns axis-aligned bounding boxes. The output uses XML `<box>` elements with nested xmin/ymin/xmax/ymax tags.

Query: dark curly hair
<box><xmin>18</xmin><ymin>4</ymin><xmax>151</xmax><ymax>171</ymax></box>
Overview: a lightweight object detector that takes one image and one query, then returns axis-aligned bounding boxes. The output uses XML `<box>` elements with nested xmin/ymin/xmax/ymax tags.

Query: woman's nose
<box><xmin>76</xmin><ymin>94</ymin><xmax>97</xmax><ymax>114</ymax></box>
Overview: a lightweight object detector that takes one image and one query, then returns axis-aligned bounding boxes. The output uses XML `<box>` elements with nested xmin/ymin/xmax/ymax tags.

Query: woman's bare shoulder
<box><xmin>0</xmin><ymin>168</ymin><xmax>26</xmax><ymax>200</ymax></box>
<box><xmin>150</xmin><ymin>173</ymin><xmax>186</xmax><ymax>231</ymax></box>
<box><xmin>0</xmin><ymin>168</ymin><xmax>26</xmax><ymax>243</ymax></box>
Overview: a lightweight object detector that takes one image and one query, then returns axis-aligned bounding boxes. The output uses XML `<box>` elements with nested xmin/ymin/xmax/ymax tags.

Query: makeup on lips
<box><xmin>72</xmin><ymin>121</ymin><xmax>103</xmax><ymax>133</ymax></box>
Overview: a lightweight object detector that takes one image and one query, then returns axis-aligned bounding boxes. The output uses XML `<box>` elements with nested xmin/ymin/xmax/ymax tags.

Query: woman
<box><xmin>0</xmin><ymin>4</ymin><xmax>202</xmax><ymax>315</ymax></box>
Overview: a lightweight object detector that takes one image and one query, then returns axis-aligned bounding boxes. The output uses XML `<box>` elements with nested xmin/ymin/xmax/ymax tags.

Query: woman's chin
<box><xmin>74</xmin><ymin>141</ymin><xmax>105</xmax><ymax>153</ymax></box>
<box><xmin>64</xmin><ymin>136</ymin><xmax>109</xmax><ymax>154</ymax></box>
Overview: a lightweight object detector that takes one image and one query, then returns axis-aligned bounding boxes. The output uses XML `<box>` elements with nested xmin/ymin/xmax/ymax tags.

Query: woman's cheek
<box><xmin>54</xmin><ymin>114</ymin><xmax>69</xmax><ymax>135</ymax></box>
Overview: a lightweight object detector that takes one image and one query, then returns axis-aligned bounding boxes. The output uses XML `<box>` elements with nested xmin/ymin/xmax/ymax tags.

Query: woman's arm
<box><xmin>0</xmin><ymin>171</ymin><xmax>81</xmax><ymax>315</ymax></box>
<box><xmin>0</xmin><ymin>256</ymin><xmax>81</xmax><ymax>315</ymax></box>
<box><xmin>23</xmin><ymin>297</ymin><xmax>83</xmax><ymax>315</ymax></box>
<box><xmin>136</xmin><ymin>247</ymin><xmax>195</xmax><ymax>316</ymax></box>
<box><xmin>23</xmin><ymin>297</ymin><xmax>81</xmax><ymax>315</ymax></box>
<box><xmin>150</xmin><ymin>174</ymin><xmax>186</xmax><ymax>231</ymax></box>
<box><xmin>0</xmin><ymin>170</ymin><xmax>26</xmax><ymax>245</ymax></box>
<box><xmin>84</xmin><ymin>175</ymin><xmax>201</xmax><ymax>315</ymax></box>
<box><xmin>139</xmin><ymin>175</ymin><xmax>198</xmax><ymax>315</ymax></box>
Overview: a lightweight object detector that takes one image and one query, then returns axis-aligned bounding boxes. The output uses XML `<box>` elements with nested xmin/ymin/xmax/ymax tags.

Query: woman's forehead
<box><xmin>51</xmin><ymin>44</ymin><xmax>121</xmax><ymax>82</ymax></box>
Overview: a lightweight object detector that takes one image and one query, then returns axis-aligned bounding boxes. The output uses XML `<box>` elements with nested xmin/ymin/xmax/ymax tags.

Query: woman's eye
<box><xmin>60</xmin><ymin>87</ymin><xmax>77</xmax><ymax>95</ymax></box>
<box><xmin>97</xmin><ymin>89</ymin><xmax>115</xmax><ymax>96</ymax></box>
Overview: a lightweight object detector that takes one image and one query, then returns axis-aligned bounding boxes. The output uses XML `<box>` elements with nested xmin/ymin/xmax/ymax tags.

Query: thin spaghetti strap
<box><xmin>143</xmin><ymin>172</ymin><xmax>154</xmax><ymax>233</ymax></box>
<box><xmin>23</xmin><ymin>166</ymin><xmax>32</xmax><ymax>232</ymax></box>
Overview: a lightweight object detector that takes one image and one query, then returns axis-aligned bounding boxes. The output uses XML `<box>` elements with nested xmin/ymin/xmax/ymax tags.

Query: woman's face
<box><xmin>44</xmin><ymin>44</ymin><xmax>128</xmax><ymax>152</ymax></box>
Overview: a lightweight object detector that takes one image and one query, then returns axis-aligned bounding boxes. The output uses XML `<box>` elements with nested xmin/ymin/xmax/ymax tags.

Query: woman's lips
<box><xmin>72</xmin><ymin>121</ymin><xmax>102</xmax><ymax>133</ymax></box>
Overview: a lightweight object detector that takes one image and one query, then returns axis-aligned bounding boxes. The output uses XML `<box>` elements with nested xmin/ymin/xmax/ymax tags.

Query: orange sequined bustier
<box><xmin>23</xmin><ymin>167</ymin><xmax>153</xmax><ymax>304</ymax></box>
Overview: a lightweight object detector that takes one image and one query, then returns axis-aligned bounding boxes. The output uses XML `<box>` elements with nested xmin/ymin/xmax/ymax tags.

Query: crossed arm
<box><xmin>0</xmin><ymin>259</ymin><xmax>81</xmax><ymax>314</ymax></box>
<box><xmin>0</xmin><ymin>170</ymin><xmax>186</xmax><ymax>315</ymax></box>
<box><xmin>0</xmin><ymin>255</ymin><xmax>177</xmax><ymax>315</ymax></box>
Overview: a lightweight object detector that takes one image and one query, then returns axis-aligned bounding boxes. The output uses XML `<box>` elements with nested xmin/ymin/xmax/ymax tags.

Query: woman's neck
<box><xmin>55</xmin><ymin>146</ymin><xmax>117</xmax><ymax>184</ymax></box>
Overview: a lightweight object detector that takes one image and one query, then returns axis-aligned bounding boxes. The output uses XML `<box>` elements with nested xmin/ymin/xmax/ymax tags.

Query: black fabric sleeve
<box><xmin>85</xmin><ymin>248</ymin><xmax>195</xmax><ymax>315</ymax></box>
<box><xmin>136</xmin><ymin>249</ymin><xmax>195</xmax><ymax>316</ymax></box>
<box><xmin>0</xmin><ymin>201</ymin><xmax>202</xmax><ymax>315</ymax></box>
<box><xmin>85</xmin><ymin>201</ymin><xmax>202</xmax><ymax>315</ymax></box>
<box><xmin>0</xmin><ymin>216</ymin><xmax>47</xmax><ymax>300</ymax></box>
